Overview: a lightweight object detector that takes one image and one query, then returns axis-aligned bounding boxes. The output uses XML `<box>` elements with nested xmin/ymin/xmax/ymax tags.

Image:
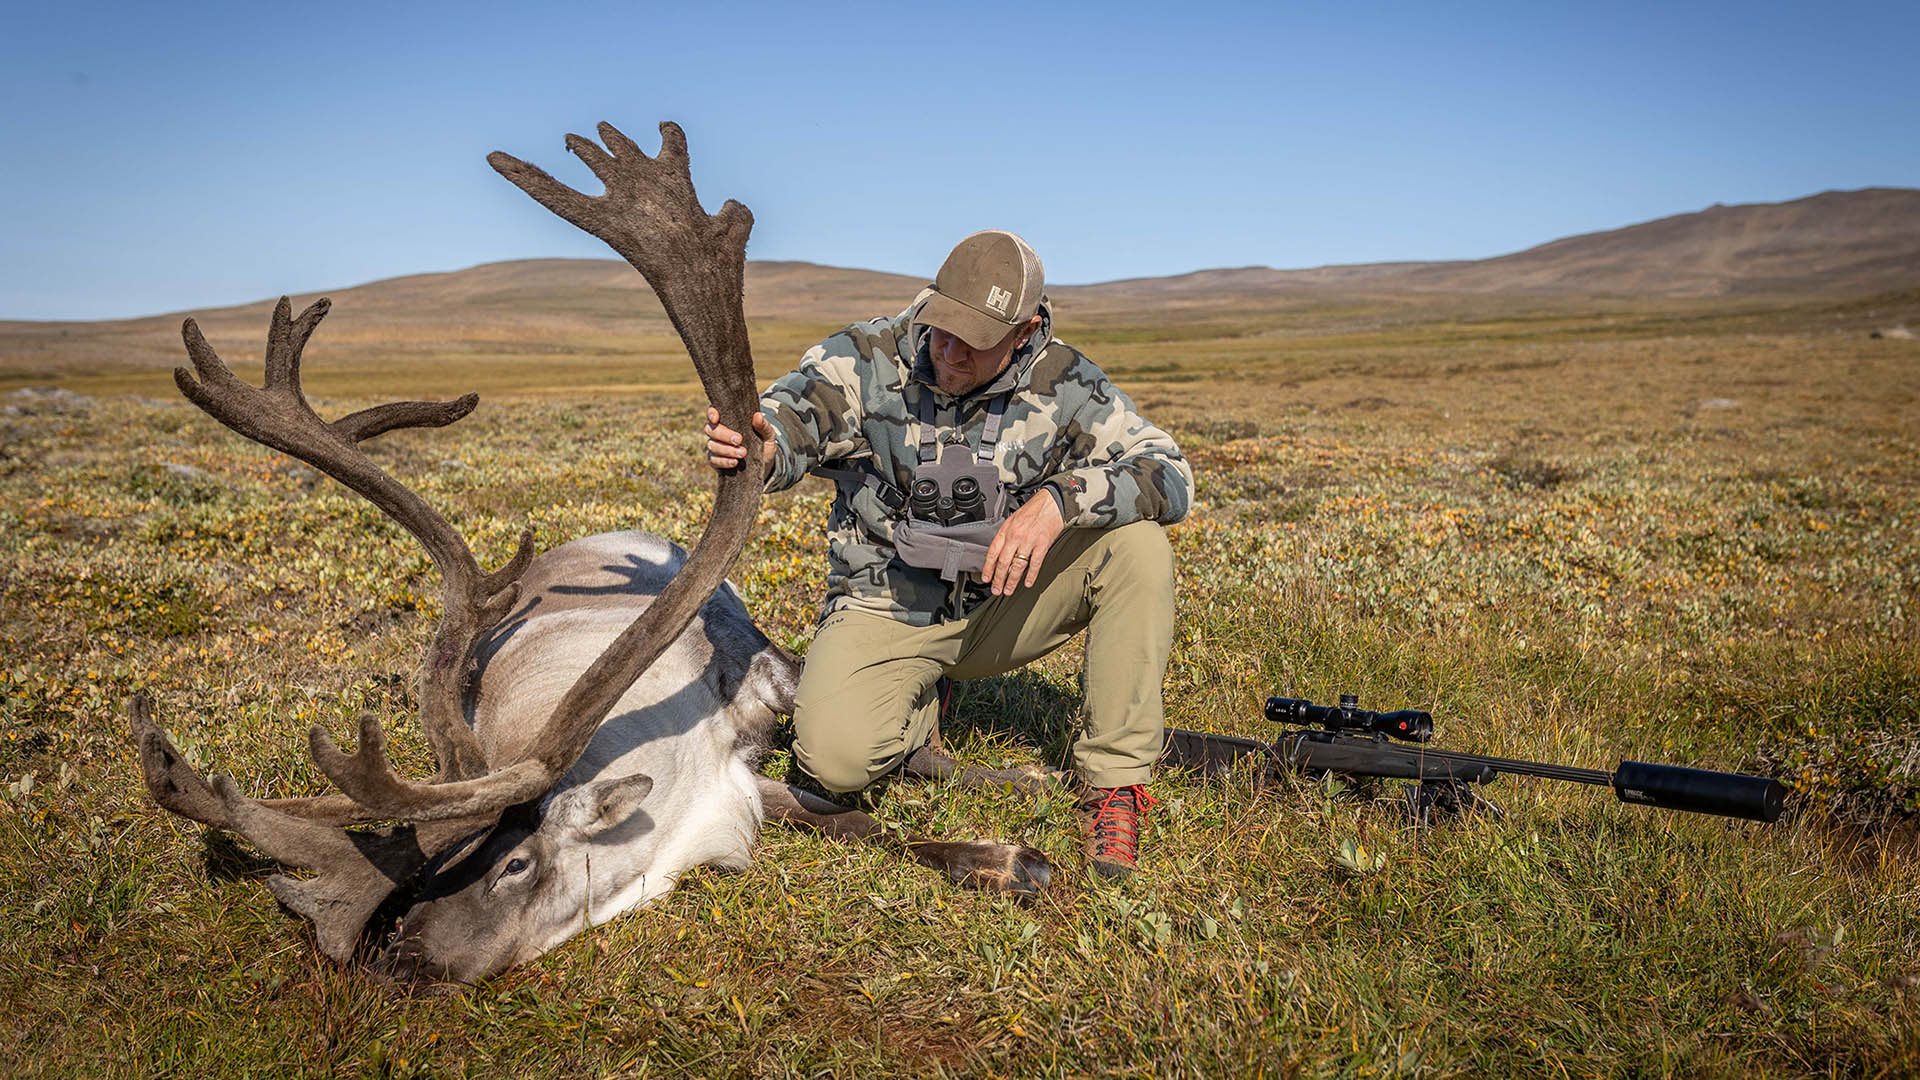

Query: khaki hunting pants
<box><xmin>792</xmin><ymin>520</ymin><xmax>1174</xmax><ymax>793</ymax></box>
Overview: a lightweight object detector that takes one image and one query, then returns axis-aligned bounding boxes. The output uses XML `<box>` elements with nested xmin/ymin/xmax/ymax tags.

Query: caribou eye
<box><xmin>504</xmin><ymin>857</ymin><xmax>530</xmax><ymax>876</ymax></box>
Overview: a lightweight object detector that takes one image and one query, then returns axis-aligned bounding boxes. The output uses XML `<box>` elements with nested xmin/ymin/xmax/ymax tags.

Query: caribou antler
<box><xmin>135</xmin><ymin>295</ymin><xmax>538</xmax><ymax>954</ymax></box>
<box><xmin>486</xmin><ymin>120</ymin><xmax>762</xmax><ymax>791</ymax></box>
<box><xmin>131</xmin><ymin>693</ymin><xmax>493</xmax><ymax>960</ymax></box>
<box><xmin>133</xmin><ymin>119</ymin><xmax>762</xmax><ymax>958</ymax></box>
<box><xmin>174</xmin><ymin>295</ymin><xmax>533</xmax><ymax>788</ymax></box>
<box><xmin>306</xmin><ymin>121</ymin><xmax>764</xmax><ymax>819</ymax></box>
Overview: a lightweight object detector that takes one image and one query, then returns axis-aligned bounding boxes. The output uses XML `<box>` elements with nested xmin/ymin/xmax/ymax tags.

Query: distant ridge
<box><xmin>1070</xmin><ymin>188</ymin><xmax>1920</xmax><ymax>300</ymax></box>
<box><xmin>29</xmin><ymin>187</ymin><xmax>1920</xmax><ymax>323</ymax></box>
<box><xmin>3</xmin><ymin>188</ymin><xmax>1915</xmax><ymax>378</ymax></box>
<box><xmin>1346</xmin><ymin>187</ymin><xmax>1920</xmax><ymax>297</ymax></box>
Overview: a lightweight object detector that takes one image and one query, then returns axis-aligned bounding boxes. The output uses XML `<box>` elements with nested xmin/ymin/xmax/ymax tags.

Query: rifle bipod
<box><xmin>1403</xmin><ymin>779</ymin><xmax>1503</xmax><ymax>827</ymax></box>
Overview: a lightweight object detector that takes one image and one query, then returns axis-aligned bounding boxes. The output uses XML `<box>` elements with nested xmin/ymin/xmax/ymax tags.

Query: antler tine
<box><xmin>130</xmin><ymin>691</ymin><xmax>378</xmax><ymax>828</ymax></box>
<box><xmin>130</xmin><ymin>693</ymin><xmax>476</xmax><ymax>961</ymax></box>
<box><xmin>172</xmin><ymin>304</ymin><xmax>529</xmax><ymax>794</ymax></box>
<box><xmin>263</xmin><ymin>296</ymin><xmax>304</xmax><ymax>394</ymax></box>
<box><xmin>307</xmin><ymin>714</ymin><xmax>553</xmax><ymax>819</ymax></box>
<box><xmin>332</xmin><ymin>393</ymin><xmax>478</xmax><ymax>443</ymax></box>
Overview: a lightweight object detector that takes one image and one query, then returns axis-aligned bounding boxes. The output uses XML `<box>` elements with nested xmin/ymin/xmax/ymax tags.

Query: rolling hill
<box><xmin>1340</xmin><ymin>187</ymin><xmax>1920</xmax><ymax>297</ymax></box>
<box><xmin>2</xmin><ymin>187</ymin><xmax>1914</xmax><ymax>384</ymax></box>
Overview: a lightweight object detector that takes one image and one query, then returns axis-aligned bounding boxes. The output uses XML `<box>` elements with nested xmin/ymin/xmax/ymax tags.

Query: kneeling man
<box><xmin>704</xmin><ymin>230</ymin><xmax>1192</xmax><ymax>877</ymax></box>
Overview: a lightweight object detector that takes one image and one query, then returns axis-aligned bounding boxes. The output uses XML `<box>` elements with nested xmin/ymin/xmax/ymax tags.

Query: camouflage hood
<box><xmin>759</xmin><ymin>300</ymin><xmax>1192</xmax><ymax>626</ymax></box>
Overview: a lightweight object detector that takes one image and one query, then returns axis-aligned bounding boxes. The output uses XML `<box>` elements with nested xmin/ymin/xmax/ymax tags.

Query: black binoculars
<box><xmin>910</xmin><ymin>476</ymin><xmax>988</xmax><ymax>525</ymax></box>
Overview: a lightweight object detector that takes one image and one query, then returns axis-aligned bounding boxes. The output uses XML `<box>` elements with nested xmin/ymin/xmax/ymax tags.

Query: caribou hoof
<box><xmin>1001</xmin><ymin>767</ymin><xmax>1069</xmax><ymax>799</ymax></box>
<box><xmin>954</xmin><ymin>843</ymin><xmax>1053</xmax><ymax>899</ymax></box>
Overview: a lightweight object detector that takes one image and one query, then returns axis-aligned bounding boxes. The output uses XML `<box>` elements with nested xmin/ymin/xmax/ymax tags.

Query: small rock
<box><xmin>1879</xmin><ymin>325</ymin><xmax>1914</xmax><ymax>340</ymax></box>
<box><xmin>164</xmin><ymin>462</ymin><xmax>212</xmax><ymax>483</ymax></box>
<box><xmin>2</xmin><ymin>386</ymin><xmax>94</xmax><ymax>416</ymax></box>
<box><xmin>438</xmin><ymin>458</ymin><xmax>470</xmax><ymax>470</ymax></box>
<box><xmin>1697</xmin><ymin>398</ymin><xmax>1737</xmax><ymax>410</ymax></box>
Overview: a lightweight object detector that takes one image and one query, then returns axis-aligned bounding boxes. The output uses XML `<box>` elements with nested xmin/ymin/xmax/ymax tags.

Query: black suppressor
<box><xmin>1613</xmin><ymin>761</ymin><xmax>1786</xmax><ymax>821</ymax></box>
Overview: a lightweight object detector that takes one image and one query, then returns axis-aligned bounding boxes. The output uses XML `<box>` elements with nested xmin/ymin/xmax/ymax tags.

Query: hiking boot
<box><xmin>1079</xmin><ymin>784</ymin><xmax>1158</xmax><ymax>879</ymax></box>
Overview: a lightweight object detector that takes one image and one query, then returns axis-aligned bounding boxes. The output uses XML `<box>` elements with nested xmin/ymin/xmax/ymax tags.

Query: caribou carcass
<box><xmin>130</xmin><ymin>122</ymin><xmax>1051</xmax><ymax>986</ymax></box>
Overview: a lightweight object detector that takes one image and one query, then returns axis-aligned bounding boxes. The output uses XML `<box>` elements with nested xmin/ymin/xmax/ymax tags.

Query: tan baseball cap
<box><xmin>914</xmin><ymin>230</ymin><xmax>1045</xmax><ymax>350</ymax></box>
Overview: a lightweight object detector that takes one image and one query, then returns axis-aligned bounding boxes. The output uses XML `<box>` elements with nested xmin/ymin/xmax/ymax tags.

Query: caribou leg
<box><xmin>754</xmin><ymin>778</ymin><xmax>1051</xmax><ymax>897</ymax></box>
<box><xmin>901</xmin><ymin>737</ymin><xmax>1067</xmax><ymax>798</ymax></box>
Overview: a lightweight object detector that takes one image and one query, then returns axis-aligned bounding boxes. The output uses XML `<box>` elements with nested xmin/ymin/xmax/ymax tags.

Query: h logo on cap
<box><xmin>984</xmin><ymin>285</ymin><xmax>1012</xmax><ymax>316</ymax></box>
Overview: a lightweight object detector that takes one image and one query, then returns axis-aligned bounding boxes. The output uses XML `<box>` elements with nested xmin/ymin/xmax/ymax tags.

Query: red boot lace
<box><xmin>1087</xmin><ymin>785</ymin><xmax>1160</xmax><ymax>862</ymax></box>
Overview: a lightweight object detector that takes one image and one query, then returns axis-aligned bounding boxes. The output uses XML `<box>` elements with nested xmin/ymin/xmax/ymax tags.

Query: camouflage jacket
<box><xmin>759</xmin><ymin>298</ymin><xmax>1193</xmax><ymax>626</ymax></box>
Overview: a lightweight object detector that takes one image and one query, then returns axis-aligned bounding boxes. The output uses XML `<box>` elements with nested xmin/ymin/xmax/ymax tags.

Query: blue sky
<box><xmin>3</xmin><ymin>0</ymin><xmax>1915</xmax><ymax>320</ymax></box>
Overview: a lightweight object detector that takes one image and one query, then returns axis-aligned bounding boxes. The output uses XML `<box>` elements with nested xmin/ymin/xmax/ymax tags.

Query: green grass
<box><xmin>1</xmin><ymin>300</ymin><xmax>1917</xmax><ymax>1077</ymax></box>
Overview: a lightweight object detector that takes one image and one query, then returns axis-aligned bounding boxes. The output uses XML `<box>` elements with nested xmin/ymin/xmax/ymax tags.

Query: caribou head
<box><xmin>370</xmin><ymin>771</ymin><xmax>662</xmax><ymax>984</ymax></box>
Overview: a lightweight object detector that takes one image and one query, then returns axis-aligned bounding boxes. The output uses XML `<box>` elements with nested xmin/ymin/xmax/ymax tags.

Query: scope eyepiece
<box><xmin>1267</xmin><ymin>697</ymin><xmax>1309</xmax><ymax>723</ymax></box>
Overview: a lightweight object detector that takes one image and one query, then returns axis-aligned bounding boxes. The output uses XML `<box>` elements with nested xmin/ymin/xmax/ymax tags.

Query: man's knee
<box><xmin>1098</xmin><ymin>521</ymin><xmax>1173</xmax><ymax>589</ymax></box>
<box><xmin>790</xmin><ymin>732</ymin><xmax>876</xmax><ymax>794</ymax></box>
<box><xmin>790</xmin><ymin>674</ymin><xmax>935</xmax><ymax>794</ymax></box>
<box><xmin>789</xmin><ymin>682</ymin><xmax>881</xmax><ymax>793</ymax></box>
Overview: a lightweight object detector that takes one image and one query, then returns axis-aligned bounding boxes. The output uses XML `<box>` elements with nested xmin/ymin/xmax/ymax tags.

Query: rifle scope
<box><xmin>1266</xmin><ymin>694</ymin><xmax>1433</xmax><ymax>742</ymax></box>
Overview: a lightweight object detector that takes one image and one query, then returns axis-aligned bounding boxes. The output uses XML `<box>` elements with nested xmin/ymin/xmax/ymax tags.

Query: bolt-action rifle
<box><xmin>1161</xmin><ymin>694</ymin><xmax>1786</xmax><ymax>824</ymax></box>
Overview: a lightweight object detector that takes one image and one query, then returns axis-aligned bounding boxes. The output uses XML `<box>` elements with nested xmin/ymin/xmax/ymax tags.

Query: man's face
<box><xmin>927</xmin><ymin>316</ymin><xmax>1041</xmax><ymax>397</ymax></box>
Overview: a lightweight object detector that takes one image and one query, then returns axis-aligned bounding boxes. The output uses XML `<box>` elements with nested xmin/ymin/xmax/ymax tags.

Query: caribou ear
<box><xmin>549</xmin><ymin>774</ymin><xmax>655</xmax><ymax>842</ymax></box>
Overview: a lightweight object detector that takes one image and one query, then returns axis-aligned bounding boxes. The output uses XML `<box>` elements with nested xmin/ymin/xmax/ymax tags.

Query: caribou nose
<box><xmin>371</xmin><ymin>936</ymin><xmax>451</xmax><ymax>988</ymax></box>
<box><xmin>371</xmin><ymin>938</ymin><xmax>424</xmax><ymax>982</ymax></box>
<box><xmin>370</xmin><ymin>931</ymin><xmax>482</xmax><ymax>993</ymax></box>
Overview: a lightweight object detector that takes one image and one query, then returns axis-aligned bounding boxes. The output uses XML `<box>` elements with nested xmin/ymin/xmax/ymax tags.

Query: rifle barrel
<box><xmin>1415</xmin><ymin>748</ymin><xmax>1614</xmax><ymax>787</ymax></box>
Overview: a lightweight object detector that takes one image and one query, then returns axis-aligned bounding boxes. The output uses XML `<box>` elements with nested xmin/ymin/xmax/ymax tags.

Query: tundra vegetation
<box><xmin>1</xmin><ymin>285</ymin><xmax>1916</xmax><ymax>1076</ymax></box>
